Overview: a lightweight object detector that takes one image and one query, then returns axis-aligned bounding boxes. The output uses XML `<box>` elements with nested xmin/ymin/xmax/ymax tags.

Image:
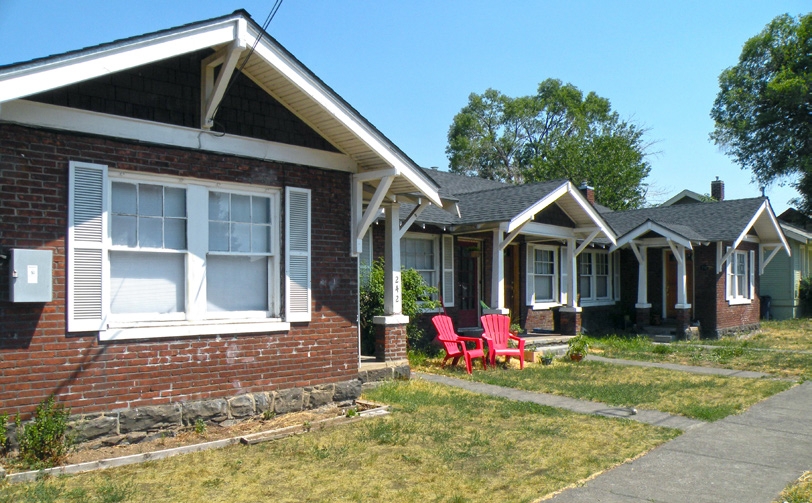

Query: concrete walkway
<box><xmin>549</xmin><ymin>381</ymin><xmax>812</xmax><ymax>503</ymax></box>
<box><xmin>415</xmin><ymin>373</ymin><xmax>704</xmax><ymax>430</ymax></box>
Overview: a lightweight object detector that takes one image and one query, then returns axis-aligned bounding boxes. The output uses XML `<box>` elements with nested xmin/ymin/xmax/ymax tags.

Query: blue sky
<box><xmin>1</xmin><ymin>1</ymin><xmax>808</xmax><ymax>212</ymax></box>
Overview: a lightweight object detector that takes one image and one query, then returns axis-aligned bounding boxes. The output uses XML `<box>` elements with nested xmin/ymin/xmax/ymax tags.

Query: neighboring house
<box><xmin>366</xmin><ymin>169</ymin><xmax>618</xmax><ymax>337</ymax></box>
<box><xmin>604</xmin><ymin>178</ymin><xmax>789</xmax><ymax>337</ymax></box>
<box><xmin>372</xmin><ymin>173</ymin><xmax>789</xmax><ymax>341</ymax></box>
<box><xmin>0</xmin><ymin>11</ymin><xmax>446</xmax><ymax>428</ymax></box>
<box><xmin>761</xmin><ymin>209</ymin><xmax>812</xmax><ymax>319</ymax></box>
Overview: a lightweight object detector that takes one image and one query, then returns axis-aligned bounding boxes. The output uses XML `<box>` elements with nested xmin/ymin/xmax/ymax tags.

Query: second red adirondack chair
<box><xmin>432</xmin><ymin>315</ymin><xmax>487</xmax><ymax>374</ymax></box>
<box><xmin>481</xmin><ymin>314</ymin><xmax>525</xmax><ymax>369</ymax></box>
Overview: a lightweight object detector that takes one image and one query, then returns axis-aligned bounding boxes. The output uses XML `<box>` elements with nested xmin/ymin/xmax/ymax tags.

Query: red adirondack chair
<box><xmin>432</xmin><ymin>315</ymin><xmax>487</xmax><ymax>374</ymax></box>
<box><xmin>481</xmin><ymin>314</ymin><xmax>525</xmax><ymax>369</ymax></box>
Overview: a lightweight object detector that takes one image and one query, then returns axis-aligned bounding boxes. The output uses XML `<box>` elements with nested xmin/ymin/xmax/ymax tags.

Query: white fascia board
<box><xmin>248</xmin><ymin>33</ymin><xmax>442</xmax><ymax>207</ymax></box>
<box><xmin>508</xmin><ymin>183</ymin><xmax>568</xmax><ymax>233</ymax></box>
<box><xmin>565</xmin><ymin>182</ymin><xmax>617</xmax><ymax>244</ymax></box>
<box><xmin>780</xmin><ymin>224</ymin><xmax>809</xmax><ymax>244</ymax></box>
<box><xmin>520</xmin><ymin>222</ymin><xmax>576</xmax><ymax>239</ymax></box>
<box><xmin>611</xmin><ymin>220</ymin><xmax>692</xmax><ymax>251</ymax></box>
<box><xmin>0</xmin><ymin>19</ymin><xmax>241</xmax><ymax>103</ymax></box>
<box><xmin>733</xmin><ymin>201</ymin><xmax>790</xmax><ymax>254</ymax></box>
<box><xmin>661</xmin><ymin>189</ymin><xmax>703</xmax><ymax>207</ymax></box>
<box><xmin>1</xmin><ymin>100</ymin><xmax>356</xmax><ymax>172</ymax></box>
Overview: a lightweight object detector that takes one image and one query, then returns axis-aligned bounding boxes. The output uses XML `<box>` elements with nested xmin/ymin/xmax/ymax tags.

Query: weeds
<box><xmin>193</xmin><ymin>419</ymin><xmax>206</xmax><ymax>435</ymax></box>
<box><xmin>16</xmin><ymin>396</ymin><xmax>72</xmax><ymax>468</ymax></box>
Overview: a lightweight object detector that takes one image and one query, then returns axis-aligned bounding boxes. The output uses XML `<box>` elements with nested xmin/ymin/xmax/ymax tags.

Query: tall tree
<box><xmin>446</xmin><ymin>79</ymin><xmax>651</xmax><ymax>210</ymax></box>
<box><xmin>710</xmin><ymin>13</ymin><xmax>812</xmax><ymax>213</ymax></box>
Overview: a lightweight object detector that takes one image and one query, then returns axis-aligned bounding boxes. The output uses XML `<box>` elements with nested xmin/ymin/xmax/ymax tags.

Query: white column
<box><xmin>636</xmin><ymin>246</ymin><xmax>650</xmax><ymax>308</ymax></box>
<box><xmin>490</xmin><ymin>227</ymin><xmax>506</xmax><ymax>312</ymax></box>
<box><xmin>567</xmin><ymin>238</ymin><xmax>578</xmax><ymax>308</ymax></box>
<box><xmin>383</xmin><ymin>202</ymin><xmax>402</xmax><ymax>315</ymax></box>
<box><xmin>675</xmin><ymin>244</ymin><xmax>689</xmax><ymax>308</ymax></box>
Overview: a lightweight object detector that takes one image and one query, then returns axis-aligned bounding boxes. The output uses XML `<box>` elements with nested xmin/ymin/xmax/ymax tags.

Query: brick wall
<box><xmin>714</xmin><ymin>241</ymin><xmax>760</xmax><ymax>335</ymax></box>
<box><xmin>0</xmin><ymin>124</ymin><xmax>358</xmax><ymax>418</ymax></box>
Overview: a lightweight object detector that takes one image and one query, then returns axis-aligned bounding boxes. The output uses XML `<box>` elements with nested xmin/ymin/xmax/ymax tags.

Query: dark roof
<box><xmin>421</xmin><ymin>168</ymin><xmax>507</xmax><ymax>197</ymax></box>
<box><xmin>603</xmin><ymin>197</ymin><xmax>767</xmax><ymax>242</ymax></box>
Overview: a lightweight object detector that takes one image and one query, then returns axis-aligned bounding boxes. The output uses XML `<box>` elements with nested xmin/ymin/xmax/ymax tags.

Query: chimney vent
<box><xmin>578</xmin><ymin>182</ymin><xmax>595</xmax><ymax>205</ymax></box>
<box><xmin>711</xmin><ymin>177</ymin><xmax>724</xmax><ymax>201</ymax></box>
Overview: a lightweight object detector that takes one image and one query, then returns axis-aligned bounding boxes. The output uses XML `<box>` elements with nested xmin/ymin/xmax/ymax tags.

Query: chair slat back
<box><xmin>481</xmin><ymin>314</ymin><xmax>511</xmax><ymax>349</ymax></box>
<box><xmin>432</xmin><ymin>315</ymin><xmax>460</xmax><ymax>352</ymax></box>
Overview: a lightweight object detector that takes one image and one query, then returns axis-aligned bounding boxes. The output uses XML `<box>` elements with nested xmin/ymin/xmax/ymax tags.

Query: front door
<box><xmin>665</xmin><ymin>250</ymin><xmax>694</xmax><ymax>318</ymax></box>
<box><xmin>456</xmin><ymin>240</ymin><xmax>480</xmax><ymax>327</ymax></box>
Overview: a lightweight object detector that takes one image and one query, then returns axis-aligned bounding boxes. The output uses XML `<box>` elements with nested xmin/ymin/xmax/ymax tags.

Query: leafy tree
<box><xmin>446</xmin><ymin>79</ymin><xmax>652</xmax><ymax>210</ymax></box>
<box><xmin>710</xmin><ymin>13</ymin><xmax>812</xmax><ymax>212</ymax></box>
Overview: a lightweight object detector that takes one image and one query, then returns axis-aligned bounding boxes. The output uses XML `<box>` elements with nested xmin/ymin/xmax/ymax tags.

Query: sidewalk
<box><xmin>415</xmin><ymin>367</ymin><xmax>812</xmax><ymax>502</ymax></box>
<box><xmin>549</xmin><ymin>381</ymin><xmax>812</xmax><ymax>503</ymax></box>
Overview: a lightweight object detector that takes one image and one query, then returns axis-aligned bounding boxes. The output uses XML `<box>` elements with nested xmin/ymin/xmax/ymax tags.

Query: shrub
<box><xmin>0</xmin><ymin>412</ymin><xmax>8</xmax><ymax>454</ymax></box>
<box><xmin>799</xmin><ymin>276</ymin><xmax>812</xmax><ymax>312</ymax></box>
<box><xmin>16</xmin><ymin>396</ymin><xmax>72</xmax><ymax>468</ymax></box>
<box><xmin>360</xmin><ymin>258</ymin><xmax>439</xmax><ymax>354</ymax></box>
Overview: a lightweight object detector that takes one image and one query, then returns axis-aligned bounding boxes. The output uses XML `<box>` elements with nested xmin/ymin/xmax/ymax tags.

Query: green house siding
<box><xmin>762</xmin><ymin>240</ymin><xmax>805</xmax><ymax>319</ymax></box>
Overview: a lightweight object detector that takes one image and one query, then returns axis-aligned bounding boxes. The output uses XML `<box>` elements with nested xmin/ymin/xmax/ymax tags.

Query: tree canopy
<box><xmin>446</xmin><ymin>79</ymin><xmax>652</xmax><ymax>210</ymax></box>
<box><xmin>710</xmin><ymin>13</ymin><xmax>812</xmax><ymax>213</ymax></box>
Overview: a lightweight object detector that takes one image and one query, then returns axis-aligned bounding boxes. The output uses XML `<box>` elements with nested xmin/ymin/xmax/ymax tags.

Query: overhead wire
<box><xmin>207</xmin><ymin>0</ymin><xmax>284</xmax><ymax>133</ymax></box>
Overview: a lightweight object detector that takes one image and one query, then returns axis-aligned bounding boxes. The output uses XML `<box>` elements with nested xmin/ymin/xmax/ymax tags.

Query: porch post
<box><xmin>373</xmin><ymin>202</ymin><xmax>408</xmax><ymax>362</ymax></box>
<box><xmin>486</xmin><ymin>227</ymin><xmax>509</xmax><ymax>315</ymax></box>
<box><xmin>560</xmin><ymin>237</ymin><xmax>582</xmax><ymax>335</ymax></box>
<box><xmin>673</xmin><ymin>243</ymin><xmax>692</xmax><ymax>338</ymax></box>
<box><xmin>633</xmin><ymin>244</ymin><xmax>652</xmax><ymax>327</ymax></box>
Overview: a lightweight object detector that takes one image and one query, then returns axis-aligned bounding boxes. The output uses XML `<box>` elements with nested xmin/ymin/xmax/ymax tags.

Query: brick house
<box><xmin>365</xmin><ymin>171</ymin><xmax>789</xmax><ymax>343</ymax></box>
<box><xmin>604</xmin><ymin>179</ymin><xmax>789</xmax><ymax>337</ymax></box>
<box><xmin>0</xmin><ymin>11</ymin><xmax>446</xmax><ymax>431</ymax></box>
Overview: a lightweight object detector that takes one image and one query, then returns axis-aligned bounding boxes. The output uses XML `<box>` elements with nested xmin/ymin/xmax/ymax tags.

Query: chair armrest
<box><xmin>508</xmin><ymin>334</ymin><xmax>526</xmax><ymax>351</ymax></box>
<box><xmin>457</xmin><ymin>336</ymin><xmax>484</xmax><ymax>350</ymax></box>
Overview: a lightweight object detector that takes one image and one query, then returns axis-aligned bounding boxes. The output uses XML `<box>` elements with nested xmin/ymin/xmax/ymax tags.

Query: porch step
<box><xmin>652</xmin><ymin>335</ymin><xmax>675</xmax><ymax>343</ymax></box>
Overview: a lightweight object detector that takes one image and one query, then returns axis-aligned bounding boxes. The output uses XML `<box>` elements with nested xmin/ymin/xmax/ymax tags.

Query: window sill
<box><xmin>100</xmin><ymin>319</ymin><xmax>289</xmax><ymax>341</ymax></box>
<box><xmin>727</xmin><ymin>297</ymin><xmax>753</xmax><ymax>306</ymax></box>
<box><xmin>580</xmin><ymin>300</ymin><xmax>617</xmax><ymax>307</ymax></box>
<box><xmin>530</xmin><ymin>302</ymin><xmax>560</xmax><ymax>311</ymax></box>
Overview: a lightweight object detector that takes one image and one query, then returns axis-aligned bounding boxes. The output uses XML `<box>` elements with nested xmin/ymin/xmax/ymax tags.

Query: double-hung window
<box><xmin>577</xmin><ymin>250</ymin><xmax>614</xmax><ymax>304</ymax></box>
<box><xmin>527</xmin><ymin>245</ymin><xmax>558</xmax><ymax>308</ymax></box>
<box><xmin>400</xmin><ymin>233</ymin><xmax>454</xmax><ymax>305</ymax></box>
<box><xmin>726</xmin><ymin>248</ymin><xmax>755</xmax><ymax>304</ymax></box>
<box><xmin>68</xmin><ymin>161</ymin><xmax>310</xmax><ymax>340</ymax></box>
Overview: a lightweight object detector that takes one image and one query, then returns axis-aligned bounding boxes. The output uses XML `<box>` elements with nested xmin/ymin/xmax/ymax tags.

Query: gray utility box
<box><xmin>10</xmin><ymin>249</ymin><xmax>53</xmax><ymax>302</ymax></box>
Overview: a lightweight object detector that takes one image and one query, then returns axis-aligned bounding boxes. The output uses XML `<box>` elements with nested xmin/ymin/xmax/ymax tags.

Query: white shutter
<box><xmin>560</xmin><ymin>247</ymin><xmax>568</xmax><ymax>305</ymax></box>
<box><xmin>285</xmin><ymin>187</ymin><xmax>311</xmax><ymax>322</ymax></box>
<box><xmin>749</xmin><ymin>249</ymin><xmax>756</xmax><ymax>300</ymax></box>
<box><xmin>613</xmin><ymin>252</ymin><xmax>621</xmax><ymax>301</ymax></box>
<box><xmin>68</xmin><ymin>161</ymin><xmax>108</xmax><ymax>332</ymax></box>
<box><xmin>442</xmin><ymin>235</ymin><xmax>455</xmax><ymax>306</ymax></box>
<box><xmin>526</xmin><ymin>245</ymin><xmax>535</xmax><ymax>306</ymax></box>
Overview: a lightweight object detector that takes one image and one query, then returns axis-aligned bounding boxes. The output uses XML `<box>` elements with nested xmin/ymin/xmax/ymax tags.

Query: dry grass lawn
<box><xmin>0</xmin><ymin>380</ymin><xmax>679</xmax><ymax>503</ymax></box>
<box><xmin>773</xmin><ymin>471</ymin><xmax>812</xmax><ymax>503</ymax></box>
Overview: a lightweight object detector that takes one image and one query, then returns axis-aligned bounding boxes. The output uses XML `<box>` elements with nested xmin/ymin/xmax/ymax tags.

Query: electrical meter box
<box><xmin>9</xmin><ymin>249</ymin><xmax>53</xmax><ymax>303</ymax></box>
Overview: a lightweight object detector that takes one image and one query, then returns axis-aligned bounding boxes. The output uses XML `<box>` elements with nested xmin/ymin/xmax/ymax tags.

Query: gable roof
<box><xmin>605</xmin><ymin>197</ymin><xmax>788</xmax><ymax>253</ymax></box>
<box><xmin>660</xmin><ymin>189</ymin><xmax>705</xmax><ymax>206</ymax></box>
<box><xmin>0</xmin><ymin>10</ymin><xmax>442</xmax><ymax>206</ymax></box>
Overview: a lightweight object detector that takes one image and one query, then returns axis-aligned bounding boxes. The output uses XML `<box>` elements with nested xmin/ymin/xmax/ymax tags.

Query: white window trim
<box><xmin>401</xmin><ymin>232</ymin><xmax>441</xmax><ymax>302</ymax></box>
<box><xmin>527</xmin><ymin>244</ymin><xmax>560</xmax><ymax>310</ymax></box>
<box><xmin>726</xmin><ymin>247</ymin><xmax>755</xmax><ymax>305</ymax></box>
<box><xmin>579</xmin><ymin>249</ymin><xmax>615</xmax><ymax>306</ymax></box>
<box><xmin>68</xmin><ymin>165</ymin><xmax>298</xmax><ymax>340</ymax></box>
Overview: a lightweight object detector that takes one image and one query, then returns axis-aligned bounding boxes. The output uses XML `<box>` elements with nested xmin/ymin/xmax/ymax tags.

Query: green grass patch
<box><xmin>0</xmin><ymin>380</ymin><xmax>679</xmax><ymax>503</ymax></box>
<box><xmin>591</xmin><ymin>331</ymin><xmax>812</xmax><ymax>381</ymax></box>
<box><xmin>415</xmin><ymin>356</ymin><xmax>793</xmax><ymax>421</ymax></box>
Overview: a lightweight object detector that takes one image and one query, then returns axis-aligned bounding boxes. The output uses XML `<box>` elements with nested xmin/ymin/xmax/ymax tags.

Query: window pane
<box><xmin>596</xmin><ymin>276</ymin><xmax>608</xmax><ymax>298</ymax></box>
<box><xmin>580</xmin><ymin>276</ymin><xmax>591</xmax><ymax>298</ymax></box>
<box><xmin>419</xmin><ymin>271</ymin><xmax>434</xmax><ymax>288</ymax></box>
<box><xmin>164</xmin><ymin>219</ymin><xmax>186</xmax><ymax>250</ymax></box>
<box><xmin>231</xmin><ymin>222</ymin><xmax>251</xmax><ymax>252</ymax></box>
<box><xmin>164</xmin><ymin>187</ymin><xmax>186</xmax><ymax>218</ymax></box>
<box><xmin>111</xmin><ymin>215</ymin><xmax>137</xmax><ymax>247</ymax></box>
<box><xmin>139</xmin><ymin>184</ymin><xmax>163</xmax><ymax>217</ymax></box>
<box><xmin>110</xmin><ymin>251</ymin><xmax>184</xmax><ymax>314</ymax></box>
<box><xmin>252</xmin><ymin>225</ymin><xmax>270</xmax><ymax>253</ymax></box>
<box><xmin>207</xmin><ymin>255</ymin><xmax>268</xmax><ymax>311</ymax></box>
<box><xmin>535</xmin><ymin>276</ymin><xmax>553</xmax><ymax>301</ymax></box>
<box><xmin>209</xmin><ymin>222</ymin><xmax>229</xmax><ymax>251</ymax></box>
<box><xmin>209</xmin><ymin>192</ymin><xmax>229</xmax><ymax>221</ymax></box>
<box><xmin>252</xmin><ymin>197</ymin><xmax>270</xmax><ymax>223</ymax></box>
<box><xmin>139</xmin><ymin>217</ymin><xmax>163</xmax><ymax>248</ymax></box>
<box><xmin>231</xmin><ymin>194</ymin><xmax>251</xmax><ymax>223</ymax></box>
<box><xmin>112</xmin><ymin>182</ymin><xmax>137</xmax><ymax>214</ymax></box>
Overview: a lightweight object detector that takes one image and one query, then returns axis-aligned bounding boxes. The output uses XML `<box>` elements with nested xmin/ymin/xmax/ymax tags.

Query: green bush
<box><xmin>360</xmin><ymin>258</ymin><xmax>439</xmax><ymax>354</ymax></box>
<box><xmin>15</xmin><ymin>396</ymin><xmax>72</xmax><ymax>468</ymax></box>
<box><xmin>0</xmin><ymin>412</ymin><xmax>8</xmax><ymax>454</ymax></box>
<box><xmin>799</xmin><ymin>276</ymin><xmax>812</xmax><ymax>312</ymax></box>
